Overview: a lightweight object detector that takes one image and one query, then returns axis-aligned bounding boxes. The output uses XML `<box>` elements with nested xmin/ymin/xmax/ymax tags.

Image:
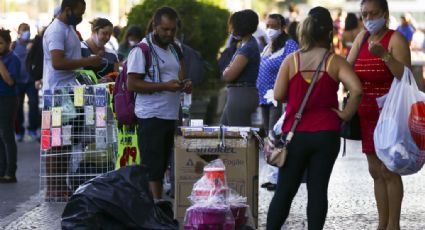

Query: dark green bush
<box><xmin>126</xmin><ymin>0</ymin><xmax>230</xmax><ymax>64</ymax></box>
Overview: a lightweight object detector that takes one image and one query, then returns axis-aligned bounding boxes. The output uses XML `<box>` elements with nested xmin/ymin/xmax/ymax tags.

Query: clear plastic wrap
<box><xmin>184</xmin><ymin>159</ymin><xmax>256</xmax><ymax>229</ymax></box>
<box><xmin>184</xmin><ymin>204</ymin><xmax>235</xmax><ymax>230</ymax></box>
<box><xmin>227</xmin><ymin>189</ymin><xmax>255</xmax><ymax>229</ymax></box>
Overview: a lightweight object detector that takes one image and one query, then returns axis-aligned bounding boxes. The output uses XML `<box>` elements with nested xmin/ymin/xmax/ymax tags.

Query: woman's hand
<box><xmin>331</xmin><ymin>108</ymin><xmax>350</xmax><ymax>121</ymax></box>
<box><xmin>368</xmin><ymin>41</ymin><xmax>387</xmax><ymax>58</ymax></box>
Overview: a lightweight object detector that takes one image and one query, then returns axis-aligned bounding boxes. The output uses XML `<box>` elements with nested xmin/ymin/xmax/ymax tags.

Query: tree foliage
<box><xmin>126</xmin><ymin>0</ymin><xmax>230</xmax><ymax>63</ymax></box>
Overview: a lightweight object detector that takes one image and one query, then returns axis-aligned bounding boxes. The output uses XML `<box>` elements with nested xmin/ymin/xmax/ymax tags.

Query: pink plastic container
<box><xmin>184</xmin><ymin>223</ymin><xmax>235</xmax><ymax>230</ymax></box>
<box><xmin>186</xmin><ymin>206</ymin><xmax>227</xmax><ymax>225</ymax></box>
<box><xmin>230</xmin><ymin>204</ymin><xmax>248</xmax><ymax>226</ymax></box>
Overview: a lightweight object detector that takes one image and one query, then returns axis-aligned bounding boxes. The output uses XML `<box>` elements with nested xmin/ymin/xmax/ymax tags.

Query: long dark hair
<box><xmin>268</xmin><ymin>14</ymin><xmax>289</xmax><ymax>53</ymax></box>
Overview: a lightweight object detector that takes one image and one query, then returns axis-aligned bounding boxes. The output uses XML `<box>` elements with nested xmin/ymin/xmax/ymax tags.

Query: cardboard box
<box><xmin>174</xmin><ymin>133</ymin><xmax>259</xmax><ymax>227</ymax></box>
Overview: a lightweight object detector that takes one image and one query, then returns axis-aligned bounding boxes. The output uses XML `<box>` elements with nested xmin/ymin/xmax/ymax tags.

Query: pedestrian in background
<box><xmin>105</xmin><ymin>25</ymin><xmax>121</xmax><ymax>53</ymax></box>
<box><xmin>12</xmin><ymin>23</ymin><xmax>40</xmax><ymax>142</ymax></box>
<box><xmin>348</xmin><ymin>0</ymin><xmax>424</xmax><ymax>229</ymax></box>
<box><xmin>267</xmin><ymin>7</ymin><xmax>362</xmax><ymax>229</ymax></box>
<box><xmin>0</xmin><ymin>28</ymin><xmax>20</xmax><ymax>183</ymax></box>
<box><xmin>257</xmin><ymin>13</ymin><xmax>299</xmax><ymax>141</ymax></box>
<box><xmin>342</xmin><ymin>13</ymin><xmax>362</xmax><ymax>56</ymax></box>
<box><xmin>397</xmin><ymin>13</ymin><xmax>416</xmax><ymax>46</ymax></box>
<box><xmin>221</xmin><ymin>9</ymin><xmax>260</xmax><ymax>126</ymax></box>
<box><xmin>256</xmin><ymin>13</ymin><xmax>299</xmax><ymax>191</ymax></box>
<box><xmin>117</xmin><ymin>25</ymin><xmax>143</xmax><ymax>62</ymax></box>
<box><xmin>81</xmin><ymin>17</ymin><xmax>119</xmax><ymax>82</ymax></box>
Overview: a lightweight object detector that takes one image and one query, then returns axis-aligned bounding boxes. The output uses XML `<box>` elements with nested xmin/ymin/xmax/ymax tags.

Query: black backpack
<box><xmin>26</xmin><ymin>33</ymin><xmax>44</xmax><ymax>81</ymax></box>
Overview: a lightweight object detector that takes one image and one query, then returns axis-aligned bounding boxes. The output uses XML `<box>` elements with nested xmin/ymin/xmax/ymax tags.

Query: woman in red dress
<box><xmin>348</xmin><ymin>0</ymin><xmax>424</xmax><ymax>229</ymax></box>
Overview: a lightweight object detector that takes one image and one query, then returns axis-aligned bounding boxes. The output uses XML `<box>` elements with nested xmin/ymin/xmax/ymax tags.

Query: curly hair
<box><xmin>229</xmin><ymin>9</ymin><xmax>259</xmax><ymax>37</ymax></box>
<box><xmin>0</xmin><ymin>28</ymin><xmax>12</xmax><ymax>44</ymax></box>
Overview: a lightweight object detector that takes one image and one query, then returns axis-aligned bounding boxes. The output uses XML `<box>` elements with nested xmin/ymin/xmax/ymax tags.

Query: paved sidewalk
<box><xmin>258</xmin><ymin>140</ymin><xmax>425</xmax><ymax>229</ymax></box>
<box><xmin>2</xmin><ymin>140</ymin><xmax>425</xmax><ymax>229</ymax></box>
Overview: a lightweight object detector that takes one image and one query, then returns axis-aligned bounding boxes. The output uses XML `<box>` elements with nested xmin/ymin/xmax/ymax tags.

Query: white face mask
<box><xmin>128</xmin><ymin>40</ymin><xmax>137</xmax><ymax>46</ymax></box>
<box><xmin>266</xmin><ymin>28</ymin><xmax>281</xmax><ymax>40</ymax></box>
<box><xmin>92</xmin><ymin>33</ymin><xmax>105</xmax><ymax>48</ymax></box>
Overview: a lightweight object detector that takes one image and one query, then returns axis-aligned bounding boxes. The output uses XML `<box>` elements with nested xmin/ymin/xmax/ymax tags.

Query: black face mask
<box><xmin>67</xmin><ymin>11</ymin><xmax>83</xmax><ymax>27</ymax></box>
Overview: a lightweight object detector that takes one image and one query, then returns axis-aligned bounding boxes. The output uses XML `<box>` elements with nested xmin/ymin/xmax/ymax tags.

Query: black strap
<box><xmin>283</xmin><ymin>51</ymin><xmax>329</xmax><ymax>147</ymax></box>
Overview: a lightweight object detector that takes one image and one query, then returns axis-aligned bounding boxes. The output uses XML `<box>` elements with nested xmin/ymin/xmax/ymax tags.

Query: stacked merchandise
<box><xmin>40</xmin><ymin>84</ymin><xmax>117</xmax><ymax>201</ymax></box>
<box><xmin>184</xmin><ymin>159</ymin><xmax>255</xmax><ymax>230</ymax></box>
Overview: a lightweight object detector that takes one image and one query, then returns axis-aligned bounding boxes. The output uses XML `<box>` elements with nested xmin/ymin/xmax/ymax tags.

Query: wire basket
<box><xmin>39</xmin><ymin>84</ymin><xmax>117</xmax><ymax>202</ymax></box>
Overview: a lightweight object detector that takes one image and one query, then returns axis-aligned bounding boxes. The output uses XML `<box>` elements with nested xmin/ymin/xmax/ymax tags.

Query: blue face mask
<box><xmin>364</xmin><ymin>16</ymin><xmax>386</xmax><ymax>34</ymax></box>
<box><xmin>20</xmin><ymin>31</ymin><xmax>30</xmax><ymax>41</ymax></box>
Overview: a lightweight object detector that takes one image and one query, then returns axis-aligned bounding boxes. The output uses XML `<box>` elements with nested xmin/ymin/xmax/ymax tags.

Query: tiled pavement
<box><xmin>1</xmin><ymin>140</ymin><xmax>425</xmax><ymax>229</ymax></box>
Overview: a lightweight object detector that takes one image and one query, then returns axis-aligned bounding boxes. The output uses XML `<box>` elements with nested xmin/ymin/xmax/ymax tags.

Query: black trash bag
<box><xmin>61</xmin><ymin>166</ymin><xmax>179</xmax><ymax>230</ymax></box>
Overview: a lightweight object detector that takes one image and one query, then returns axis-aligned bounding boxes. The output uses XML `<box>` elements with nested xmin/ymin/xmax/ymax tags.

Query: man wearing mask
<box><xmin>42</xmin><ymin>0</ymin><xmax>101</xmax><ymax>201</ymax></box>
<box><xmin>42</xmin><ymin>0</ymin><xmax>101</xmax><ymax>91</ymax></box>
<box><xmin>12</xmin><ymin>23</ymin><xmax>40</xmax><ymax>142</ymax></box>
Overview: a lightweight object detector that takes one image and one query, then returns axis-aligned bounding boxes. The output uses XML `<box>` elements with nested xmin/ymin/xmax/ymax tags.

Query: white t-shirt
<box><xmin>42</xmin><ymin>18</ymin><xmax>81</xmax><ymax>91</ymax></box>
<box><xmin>126</xmin><ymin>42</ymin><xmax>180</xmax><ymax>120</ymax></box>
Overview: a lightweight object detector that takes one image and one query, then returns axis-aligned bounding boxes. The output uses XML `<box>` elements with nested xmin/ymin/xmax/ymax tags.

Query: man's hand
<box><xmin>86</xmin><ymin>55</ymin><xmax>102</xmax><ymax>67</ymax></box>
<box><xmin>181</xmin><ymin>79</ymin><xmax>192</xmax><ymax>93</ymax></box>
<box><xmin>165</xmin><ymin>79</ymin><xmax>183</xmax><ymax>92</ymax></box>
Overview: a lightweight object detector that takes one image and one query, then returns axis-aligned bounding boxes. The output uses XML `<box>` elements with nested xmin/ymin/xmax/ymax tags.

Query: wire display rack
<box><xmin>39</xmin><ymin>84</ymin><xmax>117</xmax><ymax>202</ymax></box>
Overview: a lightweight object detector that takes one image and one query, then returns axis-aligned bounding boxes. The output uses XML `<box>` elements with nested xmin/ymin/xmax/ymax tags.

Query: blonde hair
<box><xmin>297</xmin><ymin>15</ymin><xmax>332</xmax><ymax>52</ymax></box>
<box><xmin>297</xmin><ymin>16</ymin><xmax>316</xmax><ymax>52</ymax></box>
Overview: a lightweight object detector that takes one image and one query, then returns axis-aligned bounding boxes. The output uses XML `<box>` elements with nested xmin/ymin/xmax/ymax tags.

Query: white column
<box><xmin>110</xmin><ymin>0</ymin><xmax>120</xmax><ymax>25</ymax></box>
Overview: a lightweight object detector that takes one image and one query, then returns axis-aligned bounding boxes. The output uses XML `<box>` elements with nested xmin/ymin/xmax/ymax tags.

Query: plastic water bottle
<box><xmin>181</xmin><ymin>93</ymin><xmax>192</xmax><ymax>126</ymax></box>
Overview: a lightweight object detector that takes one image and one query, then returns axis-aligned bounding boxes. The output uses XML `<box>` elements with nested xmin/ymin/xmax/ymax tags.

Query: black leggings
<box><xmin>266</xmin><ymin>131</ymin><xmax>340</xmax><ymax>230</ymax></box>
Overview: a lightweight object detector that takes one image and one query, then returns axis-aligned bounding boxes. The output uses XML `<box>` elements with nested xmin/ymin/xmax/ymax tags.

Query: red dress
<box><xmin>354</xmin><ymin>30</ymin><xmax>395</xmax><ymax>154</ymax></box>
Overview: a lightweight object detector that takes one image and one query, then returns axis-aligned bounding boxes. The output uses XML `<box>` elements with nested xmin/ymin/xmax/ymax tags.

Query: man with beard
<box><xmin>127</xmin><ymin>6</ymin><xmax>192</xmax><ymax>201</ymax></box>
<box><xmin>42</xmin><ymin>0</ymin><xmax>101</xmax><ymax>201</ymax></box>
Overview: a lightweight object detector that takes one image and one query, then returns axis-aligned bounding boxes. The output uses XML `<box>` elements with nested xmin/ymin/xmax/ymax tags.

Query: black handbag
<box><xmin>340</xmin><ymin>94</ymin><xmax>361</xmax><ymax>140</ymax></box>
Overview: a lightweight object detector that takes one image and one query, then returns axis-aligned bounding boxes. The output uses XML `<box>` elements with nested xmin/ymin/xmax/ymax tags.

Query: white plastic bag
<box><xmin>374</xmin><ymin>67</ymin><xmax>425</xmax><ymax>175</ymax></box>
<box><xmin>273</xmin><ymin>112</ymin><xmax>286</xmax><ymax>136</ymax></box>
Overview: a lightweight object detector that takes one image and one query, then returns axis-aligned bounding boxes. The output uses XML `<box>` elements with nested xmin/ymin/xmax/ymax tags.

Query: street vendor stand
<box><xmin>174</xmin><ymin>126</ymin><xmax>259</xmax><ymax>227</ymax></box>
<box><xmin>39</xmin><ymin>83</ymin><xmax>117</xmax><ymax>202</ymax></box>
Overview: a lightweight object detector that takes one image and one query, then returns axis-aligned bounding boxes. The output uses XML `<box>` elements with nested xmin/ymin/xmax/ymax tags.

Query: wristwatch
<box><xmin>381</xmin><ymin>52</ymin><xmax>392</xmax><ymax>63</ymax></box>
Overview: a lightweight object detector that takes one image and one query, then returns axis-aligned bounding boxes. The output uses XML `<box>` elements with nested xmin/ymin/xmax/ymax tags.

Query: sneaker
<box><xmin>28</xmin><ymin>130</ymin><xmax>40</xmax><ymax>142</ymax></box>
<box><xmin>15</xmin><ymin>134</ymin><xmax>24</xmax><ymax>142</ymax></box>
